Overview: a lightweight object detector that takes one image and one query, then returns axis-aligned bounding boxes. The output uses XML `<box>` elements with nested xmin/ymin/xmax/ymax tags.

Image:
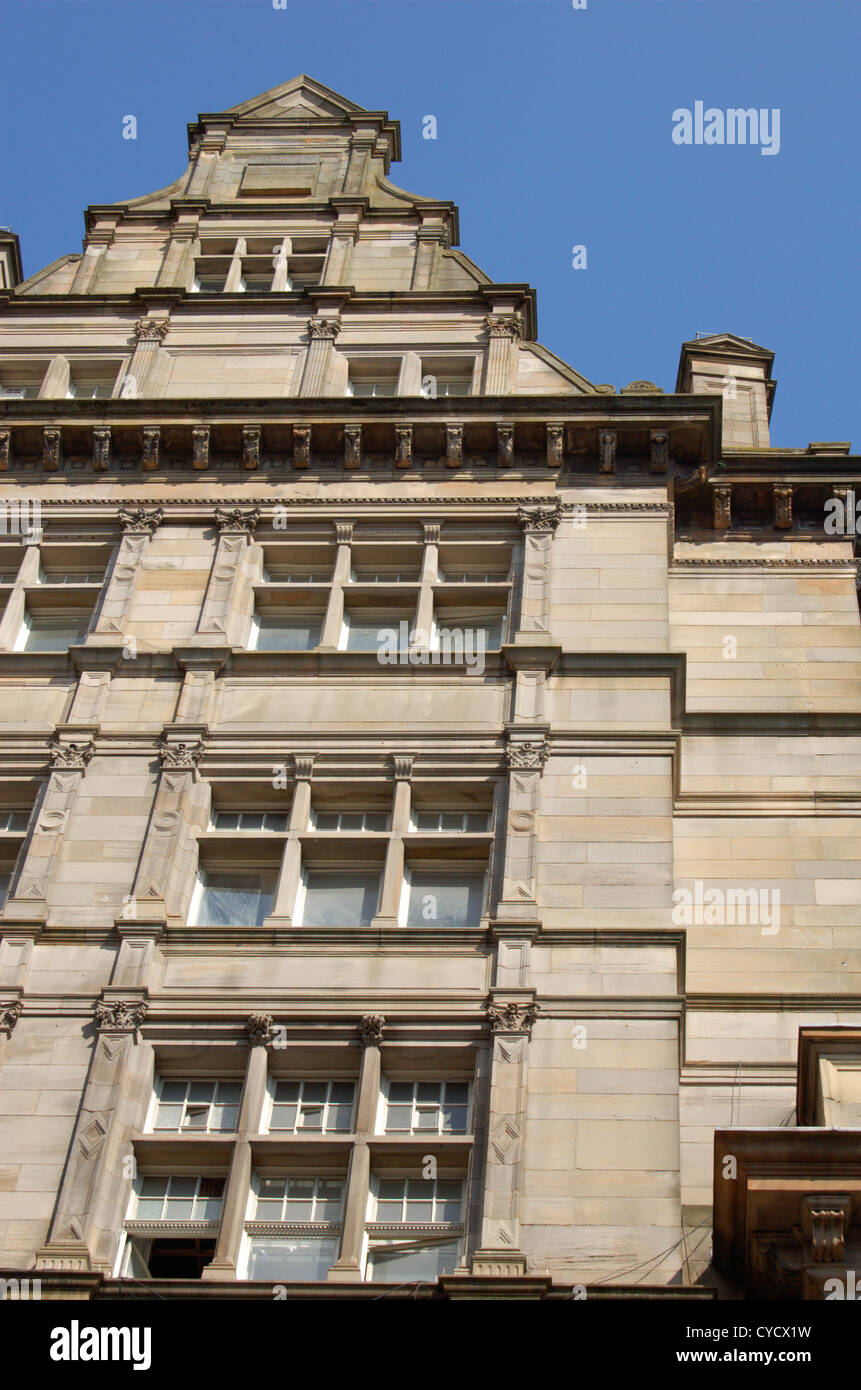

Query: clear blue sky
<box><xmin>1</xmin><ymin>0</ymin><xmax>858</xmax><ymax>448</ymax></box>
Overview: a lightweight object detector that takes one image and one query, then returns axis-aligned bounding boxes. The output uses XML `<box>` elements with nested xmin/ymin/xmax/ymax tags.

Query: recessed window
<box><xmin>402</xmin><ymin>869</ymin><xmax>486</xmax><ymax>928</ymax></box>
<box><xmin>0</xmin><ymin>811</ymin><xmax>30</xmax><ymax>833</ymax></box>
<box><xmin>190</xmin><ymin>868</ymin><xmax>277</xmax><ymax>927</ymax></box>
<box><xmin>123</xmin><ymin>1236</ymin><xmax>216</xmax><ymax>1280</ymax></box>
<box><xmin>383</xmin><ymin>1081</ymin><xmax>471</xmax><ymax>1135</ymax></box>
<box><xmin>250</xmin><ymin>614</ymin><xmax>321</xmax><ymax>651</ymax></box>
<box><xmin>346</xmin><ymin>361</ymin><xmax>400</xmax><ymax>398</ymax></box>
<box><xmin>254</xmin><ymin>1176</ymin><xmax>344</xmax><ymax>1223</ymax></box>
<box><xmin>133</xmin><ymin>1175</ymin><xmax>224</xmax><ymax>1223</ymax></box>
<box><xmin>313</xmin><ymin>810</ymin><xmax>388</xmax><ymax>832</ymax></box>
<box><xmin>39</xmin><ymin>569</ymin><xmax>103</xmax><ymax>585</ymax></box>
<box><xmin>152</xmin><ymin>1080</ymin><xmax>242</xmax><ymax>1134</ymax></box>
<box><xmin>15</xmin><ymin>613</ymin><xmax>88</xmax><ymax>652</ymax></box>
<box><xmin>366</xmin><ymin>1238</ymin><xmax>461</xmax><ymax>1283</ymax></box>
<box><xmin>342</xmin><ymin>612</ymin><xmax>411</xmax><ymax>654</ymax></box>
<box><xmin>211</xmin><ymin>811</ymin><xmax>288</xmax><ymax>832</ymax></box>
<box><xmin>298</xmin><ymin>869</ymin><xmax>380</xmax><ymax>928</ymax></box>
<box><xmin>267</xmin><ymin>1081</ymin><xmax>355</xmax><ymax>1134</ymax></box>
<box><xmin>411</xmin><ymin>811</ymin><xmax>489</xmax><ymax>833</ymax></box>
<box><xmin>431</xmin><ymin>612</ymin><xmax>506</xmax><ymax>654</ymax></box>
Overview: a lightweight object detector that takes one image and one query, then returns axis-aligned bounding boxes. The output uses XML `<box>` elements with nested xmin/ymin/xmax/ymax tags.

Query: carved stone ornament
<box><xmin>134</xmin><ymin>318</ymin><xmax>170</xmax><ymax>344</ymax></box>
<box><xmin>598</xmin><ymin>428</ymin><xmax>617</xmax><ymax>475</ymax></box>
<box><xmin>801</xmin><ymin>1194</ymin><xmax>851</xmax><ymax>1264</ymax></box>
<box><xmin>246</xmin><ymin>1012</ymin><xmax>276</xmax><ymax>1046</ymax></box>
<box><xmin>159</xmin><ymin>739</ymin><xmax>204</xmax><ymax>770</ymax></box>
<box><xmin>487</xmin><ymin>1002</ymin><xmax>538</xmax><ymax>1036</ymax></box>
<box><xmin>359</xmin><ymin>1014</ymin><xmax>385</xmax><ymax>1047</ymax></box>
<box><xmin>774</xmin><ymin>485</ymin><xmax>793</xmax><ymax>530</ymax></box>
<box><xmin>307</xmin><ymin>317</ymin><xmax>341</xmax><ymax>342</ymax></box>
<box><xmin>497</xmin><ymin>424</ymin><xmax>514</xmax><ymax>468</ymax></box>
<box><xmin>506</xmin><ymin>740</ymin><xmax>550</xmax><ymax>771</ymax></box>
<box><xmin>395</xmin><ymin>425</ymin><xmax>412</xmax><ymax>469</ymax></box>
<box><xmin>141</xmin><ymin>428</ymin><xmax>161</xmax><ymax>472</ymax></box>
<box><xmin>50</xmin><ymin>739</ymin><xmax>96</xmax><ymax>770</ymax></box>
<box><xmin>650</xmin><ymin>430</ymin><xmax>669</xmax><ymax>474</ymax></box>
<box><xmin>293</xmin><ymin>426</ymin><xmax>311</xmax><ymax>470</ymax></box>
<box><xmin>546</xmin><ymin>423</ymin><xmax>564</xmax><ymax>469</ymax></box>
<box><xmin>93</xmin><ymin>428</ymin><xmax>111</xmax><ymax>471</ymax></box>
<box><xmin>0</xmin><ymin>1000</ymin><xmax>22</xmax><ymax>1032</ymax></box>
<box><xmin>94</xmin><ymin>1000</ymin><xmax>148</xmax><ymax>1031</ymax></box>
<box><xmin>713</xmin><ymin>484</ymin><xmax>732</xmax><ymax>530</ymax></box>
<box><xmin>214</xmin><ymin>506</ymin><xmax>260</xmax><ymax>534</ymax></box>
<box><xmin>118</xmin><ymin>506</ymin><xmax>163</xmax><ymax>536</ymax></box>
<box><xmin>486</xmin><ymin>314</ymin><xmax>522</xmax><ymax>341</ymax></box>
<box><xmin>518</xmin><ymin>504</ymin><xmax>562</xmax><ymax>535</ymax></box>
<box><xmin>344</xmin><ymin>425</ymin><xmax>362</xmax><ymax>470</ymax></box>
<box><xmin>242</xmin><ymin>425</ymin><xmax>261</xmax><ymax>470</ymax></box>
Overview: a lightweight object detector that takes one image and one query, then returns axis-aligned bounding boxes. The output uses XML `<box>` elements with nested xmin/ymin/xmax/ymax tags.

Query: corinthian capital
<box><xmin>486</xmin><ymin>314</ymin><xmax>522</xmax><ymax>341</ymax></box>
<box><xmin>307</xmin><ymin>317</ymin><xmax>341</xmax><ymax>342</ymax></box>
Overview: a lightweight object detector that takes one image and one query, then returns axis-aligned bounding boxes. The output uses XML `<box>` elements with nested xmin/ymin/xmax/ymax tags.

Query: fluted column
<box><xmin>483</xmin><ymin>315</ymin><xmax>521</xmax><ymax>396</ymax></box>
<box><xmin>90</xmin><ymin>507</ymin><xmax>163</xmax><ymax>644</ymax></box>
<box><xmin>194</xmin><ymin>507</ymin><xmax>260</xmax><ymax>645</ymax></box>
<box><xmin>300</xmin><ymin>317</ymin><xmax>340</xmax><ymax>397</ymax></box>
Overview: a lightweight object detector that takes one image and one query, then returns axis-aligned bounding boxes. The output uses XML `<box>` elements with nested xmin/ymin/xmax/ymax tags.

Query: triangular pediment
<box><xmin>226</xmin><ymin>75</ymin><xmax>367</xmax><ymax>123</ymax></box>
<box><xmin>684</xmin><ymin>333</ymin><xmax>772</xmax><ymax>358</ymax></box>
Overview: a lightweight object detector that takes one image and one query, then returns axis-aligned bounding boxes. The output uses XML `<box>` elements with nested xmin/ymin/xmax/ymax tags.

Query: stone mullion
<box><xmin>319</xmin><ymin>522</ymin><xmax>353</xmax><ymax>650</ymax></box>
<box><xmin>195</xmin><ymin>509</ymin><xmax>260</xmax><ymax>645</ymax></box>
<box><xmin>372</xmin><ymin>760</ymin><xmax>412</xmax><ymax>927</ymax></box>
<box><xmin>35</xmin><ymin>998</ymin><xmax>150</xmax><ymax>1273</ymax></box>
<box><xmin>0</xmin><ymin>536</ymin><xmax>39</xmax><ymax>651</ymax></box>
<box><xmin>5</xmin><ymin>737</ymin><xmax>96</xmax><ymax>919</ymax></box>
<box><xmin>471</xmin><ymin>1002</ymin><xmax>537</xmax><ymax>1277</ymax></box>
<box><xmin>414</xmin><ymin>523</ymin><xmax>439</xmax><ymax>641</ymax></box>
<box><xmin>130</xmin><ymin>739</ymin><xmax>205</xmax><ymax>922</ymax></box>
<box><xmin>329</xmin><ymin>1016</ymin><xmax>383</xmax><ymax>1280</ymax></box>
<box><xmin>202</xmin><ymin>1019</ymin><xmax>271</xmax><ymax>1280</ymax></box>
<box><xmin>267</xmin><ymin>758</ymin><xmax>315</xmax><ymax>923</ymax></box>
<box><xmin>300</xmin><ymin>318</ymin><xmax>340</xmax><ymax>397</ymax></box>
<box><xmin>91</xmin><ymin>508</ymin><xmax>162</xmax><ymax>643</ymax></box>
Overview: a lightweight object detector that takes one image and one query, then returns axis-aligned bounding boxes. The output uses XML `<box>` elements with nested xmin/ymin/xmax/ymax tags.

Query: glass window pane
<box><xmin>406</xmin><ymin>873</ymin><xmax>484</xmax><ymax>928</ymax></box>
<box><xmin>210</xmin><ymin>1104</ymin><xmax>238</xmax><ymax>1131</ymax></box>
<box><xmin>169</xmin><ymin>1178</ymin><xmax>197</xmax><ymax>1198</ymax></box>
<box><xmin>188</xmin><ymin>1082</ymin><xmax>214</xmax><ymax>1103</ymax></box>
<box><xmin>301</xmin><ymin>872</ymin><xmax>379</xmax><ymax>928</ymax></box>
<box><xmin>416</xmin><ymin>1083</ymin><xmax>441</xmax><ymax>1104</ymax></box>
<box><xmin>182</xmin><ymin>1106</ymin><xmax>208</xmax><ymax>1130</ymax></box>
<box><xmin>416</xmin><ymin>1109</ymin><xmax>438</xmax><ymax>1131</ymax></box>
<box><xmin>242</xmin><ymin>813</ymin><xmax>264</xmax><ymax>830</ymax></box>
<box><xmin>446</xmin><ymin>1084</ymin><xmax>469</xmax><ymax>1104</ymax></box>
<box><xmin>136</xmin><ymin>1197</ymin><xmax>164</xmax><ymax>1220</ymax></box>
<box><xmin>330</xmin><ymin>1083</ymin><xmax>355</xmax><ymax>1105</ymax></box>
<box><xmin>255</xmin><ymin>618</ymin><xmax>320</xmax><ymax>651</ymax></box>
<box><xmin>274</xmin><ymin>1082</ymin><xmax>300</xmax><ymax>1102</ymax></box>
<box><xmin>388</xmin><ymin>1082</ymin><xmax>413</xmax><ymax>1103</ymax></box>
<box><xmin>303</xmin><ymin>1083</ymin><xmax>327</xmax><ymax>1104</ymax></box>
<box><xmin>270</xmin><ymin>1104</ymin><xmax>297</xmax><ymax>1131</ymax></box>
<box><xmin>247</xmin><ymin>1238</ymin><xmax>338</xmax><ymax>1281</ymax></box>
<box><xmin>375</xmin><ymin>1200</ymin><xmax>403</xmax><ymax>1223</ymax></box>
<box><xmin>196</xmin><ymin>871</ymin><xmax>275</xmax><ymax>927</ymax></box>
<box><xmin>328</xmin><ymin>1103</ymin><xmax>353</xmax><ymax>1131</ymax></box>
<box><xmin>385</xmin><ymin>1105</ymin><xmax>412</xmax><ymax>1132</ymax></box>
<box><xmin>314</xmin><ymin>812</ymin><xmax>339</xmax><ymax>830</ymax></box>
<box><xmin>369</xmin><ymin>1240</ymin><xmax>459</xmax><ymax>1283</ymax></box>
<box><xmin>298</xmin><ymin>1105</ymin><xmax>323</xmax><ymax>1130</ymax></box>
<box><xmin>217</xmin><ymin>1083</ymin><xmax>242</xmax><ymax>1104</ymax></box>
<box><xmin>440</xmin><ymin>813</ymin><xmax>462</xmax><ymax>830</ymax></box>
<box><xmin>442</xmin><ymin>1105</ymin><xmax>468</xmax><ymax>1134</ymax></box>
<box><xmin>414</xmin><ymin>812</ymin><xmax>438</xmax><ymax>830</ymax></box>
<box><xmin>364</xmin><ymin>813</ymin><xmax>388</xmax><ymax>831</ymax></box>
<box><xmin>339</xmin><ymin>813</ymin><xmax>362</xmax><ymax>830</ymax></box>
<box><xmin>154</xmin><ymin>1104</ymin><xmax>183</xmax><ymax>1131</ymax></box>
<box><xmin>214</xmin><ymin>812</ymin><xmax>239</xmax><ymax>830</ymax></box>
<box><xmin>166</xmin><ymin>1197</ymin><xmax>195</xmax><ymax>1220</ymax></box>
<box><xmin>265</xmin><ymin>814</ymin><xmax>289</xmax><ymax>832</ymax></box>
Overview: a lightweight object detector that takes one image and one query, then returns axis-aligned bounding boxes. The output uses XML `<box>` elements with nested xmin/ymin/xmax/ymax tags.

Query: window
<box><xmin>39</xmin><ymin>569</ymin><xmax>103</xmax><ymax>585</ymax></box>
<box><xmin>250</xmin><ymin>613</ymin><xmax>321</xmax><ymax>652</ymax></box>
<box><xmin>367</xmin><ymin>1238</ymin><xmax>461</xmax><ymax>1283</ymax></box>
<box><xmin>373</xmin><ymin>1176</ymin><xmax>462</xmax><ymax>1225</ymax></box>
<box><xmin>211</xmin><ymin>811</ymin><xmax>288</xmax><ymax>832</ymax></box>
<box><xmin>268</xmin><ymin>1080</ymin><xmax>355</xmax><ymax>1134</ymax></box>
<box><xmin>67</xmin><ymin>382</ymin><xmax>114</xmax><ymax>400</ymax></box>
<box><xmin>133</xmin><ymin>1176</ymin><xmax>224</xmax><ymax>1222</ymax></box>
<box><xmin>123</xmin><ymin>1236</ymin><xmax>216</xmax><ymax>1279</ymax></box>
<box><xmin>261</xmin><ymin>568</ymin><xmax>331</xmax><ymax>584</ymax></box>
<box><xmin>15</xmin><ymin>613</ymin><xmax>88</xmax><ymax>652</ymax></box>
<box><xmin>0</xmin><ymin>384</ymin><xmax>35</xmax><ymax>400</ymax></box>
<box><xmin>254</xmin><ymin>1176</ymin><xmax>344</xmax><ymax>1223</ymax></box>
<box><xmin>313</xmin><ymin>810</ymin><xmax>388</xmax><ymax>832</ymax></box>
<box><xmin>0</xmin><ymin>810</ymin><xmax>30</xmax><ymax>833</ymax></box>
<box><xmin>439</xmin><ymin>569</ymin><xmax>511</xmax><ymax>583</ymax></box>
<box><xmin>190</xmin><ymin>868</ymin><xmax>276</xmax><ymax>927</ymax></box>
<box><xmin>366</xmin><ymin>1177</ymin><xmax>463</xmax><ymax>1282</ymax></box>
<box><xmin>411</xmin><ymin>810</ymin><xmax>489</xmax><ymax>833</ymax></box>
<box><xmin>383</xmin><ymin>1081</ymin><xmax>471</xmax><ymax>1135</ymax></box>
<box><xmin>402</xmin><ymin>868</ymin><xmax>486</xmax><ymax>928</ymax></box>
<box><xmin>432</xmin><ymin>611</ymin><xmax>506</xmax><ymax>654</ymax></box>
<box><xmin>246</xmin><ymin>1236</ymin><xmax>339</xmax><ymax>1281</ymax></box>
<box><xmin>152</xmin><ymin>1080</ymin><xmax>242</xmax><ymax>1134</ymax></box>
<box><xmin>346</xmin><ymin>361</ymin><xmax>400</xmax><ymax>398</ymax></box>
<box><xmin>420</xmin><ymin>359</ymin><xmax>475</xmax><ymax>399</ymax></box>
<box><xmin>342</xmin><ymin>612</ymin><xmax>411</xmax><ymax>654</ymax></box>
<box><xmin>297</xmin><ymin>869</ymin><xmax>380</xmax><ymax>928</ymax></box>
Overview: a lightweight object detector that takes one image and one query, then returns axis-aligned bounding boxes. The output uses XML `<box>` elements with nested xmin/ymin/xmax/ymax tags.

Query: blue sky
<box><xmin>1</xmin><ymin>0</ymin><xmax>858</xmax><ymax>448</ymax></box>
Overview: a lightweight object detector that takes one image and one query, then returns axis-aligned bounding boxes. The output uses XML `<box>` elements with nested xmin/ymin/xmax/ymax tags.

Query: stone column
<box><xmin>319</xmin><ymin>522</ymin><xmax>354</xmax><ymax>651</ymax></box>
<box><xmin>414</xmin><ymin>524</ymin><xmax>440</xmax><ymax>645</ymax></box>
<box><xmin>122</xmin><ymin>318</ymin><xmax>169</xmax><ymax>400</ymax></box>
<box><xmin>267</xmin><ymin>756</ymin><xmax>316</xmax><ymax>925</ymax></box>
<box><xmin>202</xmin><ymin>1014</ymin><xmax>272</xmax><ymax>1280</ymax></box>
<box><xmin>471</xmin><ymin>998</ymin><xmax>537</xmax><ymax>1276</ymax></box>
<box><xmin>372</xmin><ymin>758</ymin><xmax>413</xmax><ymax>927</ymax></box>
<box><xmin>494</xmin><ymin>737</ymin><xmax>549</xmax><ymax>927</ymax></box>
<box><xmin>90</xmin><ymin>507</ymin><xmax>162</xmax><ymax>645</ymax></box>
<box><xmin>128</xmin><ymin>736</ymin><xmax>205</xmax><ymax>923</ymax></box>
<box><xmin>483</xmin><ymin>315</ymin><xmax>521</xmax><ymax>396</ymax></box>
<box><xmin>194</xmin><ymin>507</ymin><xmax>260</xmax><ymax>645</ymax></box>
<box><xmin>329</xmin><ymin>1014</ymin><xmax>384</xmax><ymax>1280</ymax></box>
<box><xmin>515</xmin><ymin>504</ymin><xmax>561</xmax><ymax>642</ymax></box>
<box><xmin>35</xmin><ymin>997</ymin><xmax>150</xmax><ymax>1273</ymax></box>
<box><xmin>300</xmin><ymin>317</ymin><xmax>340</xmax><ymax>398</ymax></box>
<box><xmin>4</xmin><ymin>734</ymin><xmax>96</xmax><ymax>921</ymax></box>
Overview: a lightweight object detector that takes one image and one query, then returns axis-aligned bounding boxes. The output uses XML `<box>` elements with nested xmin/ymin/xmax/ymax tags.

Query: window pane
<box><xmin>182</xmin><ymin>1106</ymin><xmax>208</xmax><ymax>1131</ymax></box>
<box><xmin>388</xmin><ymin>1082</ymin><xmax>413</xmax><ymax>1104</ymax></box>
<box><xmin>369</xmin><ymin>1240</ymin><xmax>459</xmax><ymax>1283</ymax></box>
<box><xmin>303</xmin><ymin>1083</ymin><xmax>327</xmax><ymax>1104</ymax></box>
<box><xmin>301</xmin><ymin>872</ymin><xmax>379</xmax><ymax>928</ymax></box>
<box><xmin>364</xmin><ymin>813</ymin><xmax>388</xmax><ymax>831</ymax></box>
<box><xmin>214</xmin><ymin>812</ymin><xmax>239</xmax><ymax>830</ymax></box>
<box><xmin>210</xmin><ymin>1104</ymin><xmax>238</xmax><ymax>1131</ymax></box>
<box><xmin>406</xmin><ymin>873</ymin><xmax>484</xmax><ymax>928</ymax></box>
<box><xmin>329</xmin><ymin>1103</ymin><xmax>353</xmax><ymax>1131</ymax></box>
<box><xmin>344</xmin><ymin>619</ymin><xmax>392</xmax><ymax>653</ymax></box>
<box><xmin>298</xmin><ymin>1105</ymin><xmax>323</xmax><ymax>1130</ymax></box>
<box><xmin>247</xmin><ymin>1238</ymin><xmax>338</xmax><ymax>1281</ymax></box>
<box><xmin>242</xmin><ymin>813</ymin><xmax>264</xmax><ymax>830</ymax></box>
<box><xmin>314</xmin><ymin>812</ymin><xmax>339</xmax><ymax>830</ymax></box>
<box><xmin>154</xmin><ymin>1104</ymin><xmax>183</xmax><ymax>1131</ymax></box>
<box><xmin>385</xmin><ymin>1105</ymin><xmax>412</xmax><ymax>1132</ymax></box>
<box><xmin>414</xmin><ymin>813</ymin><xmax>438</xmax><ymax>830</ymax></box>
<box><xmin>270</xmin><ymin>1103</ymin><xmax>297</xmax><ymax>1131</ymax></box>
<box><xmin>188</xmin><ymin>1082</ymin><xmax>214</xmax><ymax>1103</ymax></box>
<box><xmin>442</xmin><ymin>1105</ymin><xmax>468</xmax><ymax>1134</ymax></box>
<box><xmin>416</xmin><ymin>1083</ymin><xmax>441</xmax><ymax>1104</ymax></box>
<box><xmin>275</xmin><ymin>1082</ymin><xmax>300</xmax><ymax>1102</ymax></box>
<box><xmin>255</xmin><ymin>618</ymin><xmax>320</xmax><ymax>651</ymax></box>
<box><xmin>24</xmin><ymin>620</ymin><xmax>86</xmax><ymax>652</ymax></box>
<box><xmin>195</xmin><ymin>871</ymin><xmax>275</xmax><ymax>927</ymax></box>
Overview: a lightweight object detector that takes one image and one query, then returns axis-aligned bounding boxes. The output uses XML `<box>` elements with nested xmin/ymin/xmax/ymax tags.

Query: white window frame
<box><xmin>398</xmin><ymin>863</ymin><xmax>488</xmax><ymax>929</ymax></box>
<box><xmin>264</xmin><ymin>1078</ymin><xmax>357</xmax><ymax>1135</ymax></box>
<box><xmin>147</xmin><ymin>1077</ymin><xmax>244</xmax><ymax>1135</ymax></box>
<box><xmin>378</xmin><ymin>1079</ymin><xmax>472</xmax><ymax>1136</ymax></box>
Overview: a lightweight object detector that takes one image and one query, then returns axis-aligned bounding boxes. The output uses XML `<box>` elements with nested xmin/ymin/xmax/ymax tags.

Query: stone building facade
<box><xmin>0</xmin><ymin>76</ymin><xmax>859</xmax><ymax>1300</ymax></box>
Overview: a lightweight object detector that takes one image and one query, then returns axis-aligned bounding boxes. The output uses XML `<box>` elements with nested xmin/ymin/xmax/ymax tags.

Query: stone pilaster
<box><xmin>483</xmin><ymin>315</ymin><xmax>521</xmax><ymax>396</ymax></box>
<box><xmin>124</xmin><ymin>317</ymin><xmax>169</xmax><ymax>399</ymax></box>
<box><xmin>194</xmin><ymin>507</ymin><xmax>260</xmax><ymax>645</ymax></box>
<box><xmin>319</xmin><ymin>522</ymin><xmax>354</xmax><ymax>650</ymax></box>
<box><xmin>373</xmin><ymin>757</ymin><xmax>413</xmax><ymax>927</ymax></box>
<box><xmin>90</xmin><ymin>507</ymin><xmax>162</xmax><ymax>644</ymax></box>
<box><xmin>300</xmin><ymin>317</ymin><xmax>340</xmax><ymax>397</ymax></box>
<box><xmin>267</xmin><ymin>756</ymin><xmax>316</xmax><ymax>924</ymax></box>
<box><xmin>514</xmin><ymin>504</ymin><xmax>562</xmax><ymax>642</ymax></box>
<box><xmin>4</xmin><ymin>734</ymin><xmax>97</xmax><ymax>921</ymax></box>
<box><xmin>0</xmin><ymin>534</ymin><xmax>40</xmax><ymax>652</ymax></box>
<box><xmin>471</xmin><ymin>997</ymin><xmax>537</xmax><ymax>1277</ymax></box>
<box><xmin>493</xmin><ymin>736</ymin><xmax>549</xmax><ymax>927</ymax></box>
<box><xmin>127</xmin><ymin>735</ymin><xmax>206</xmax><ymax>923</ymax></box>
